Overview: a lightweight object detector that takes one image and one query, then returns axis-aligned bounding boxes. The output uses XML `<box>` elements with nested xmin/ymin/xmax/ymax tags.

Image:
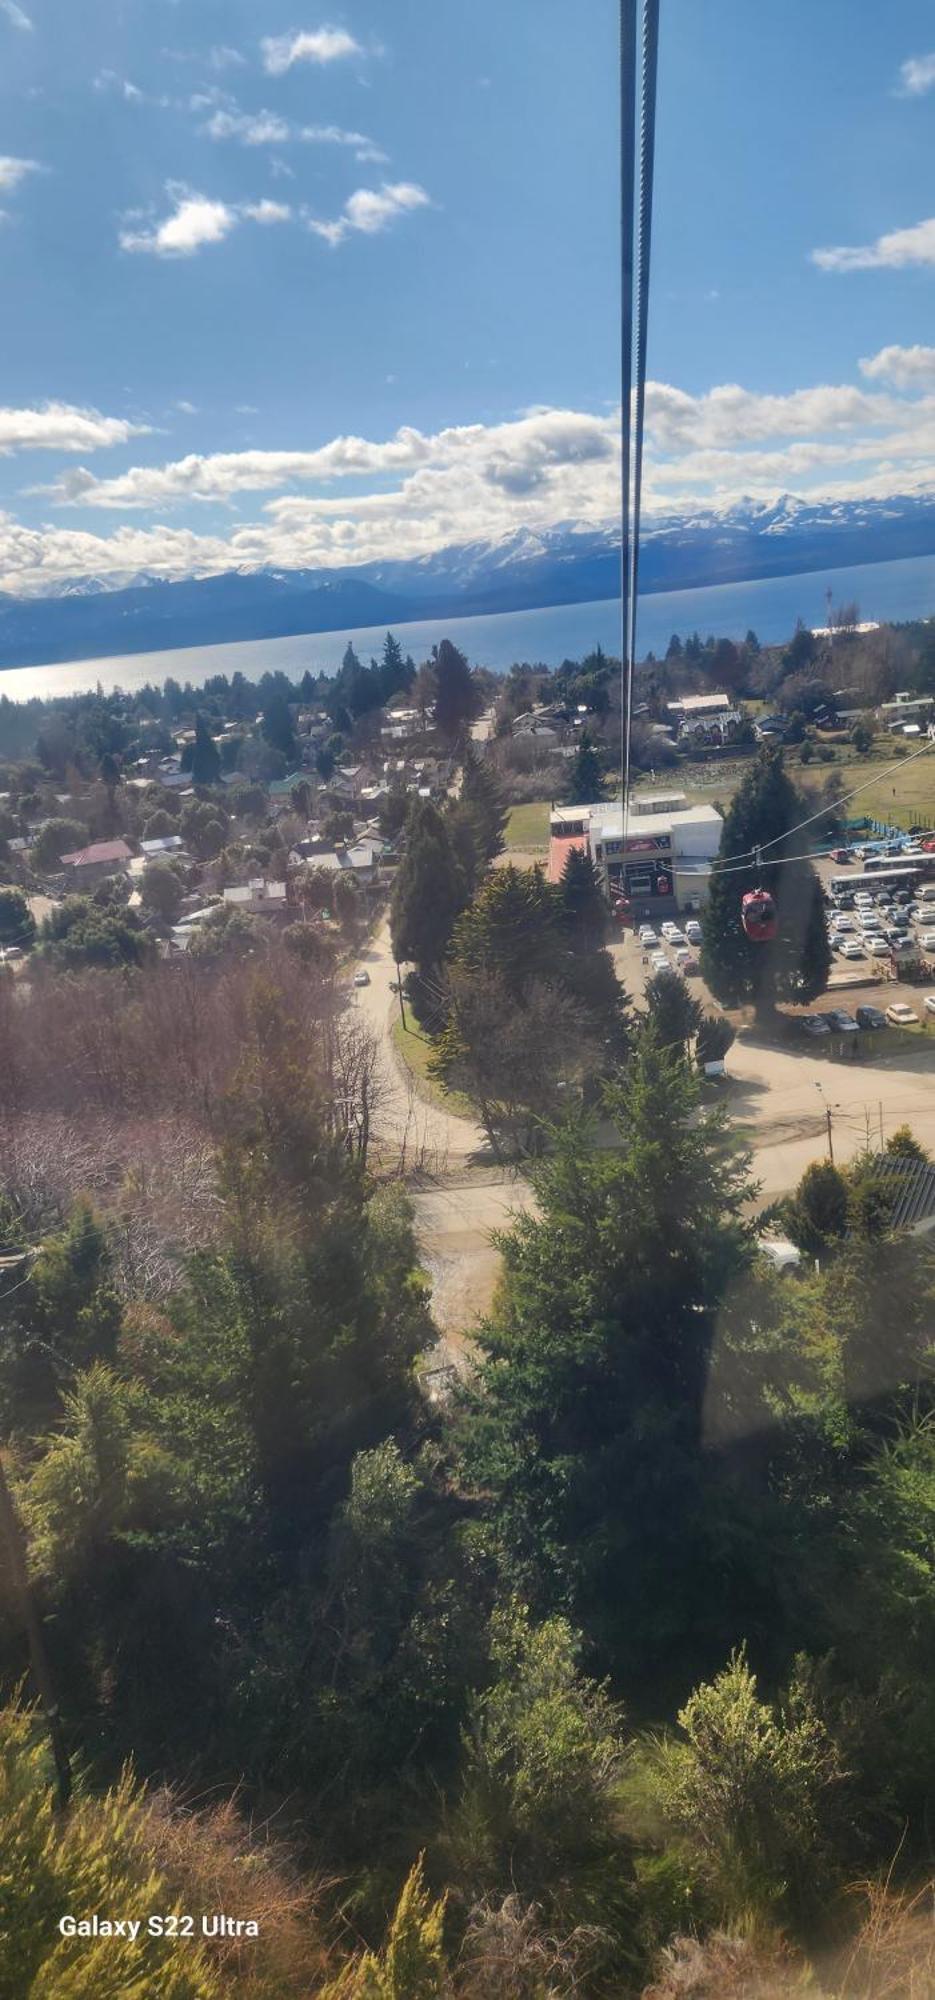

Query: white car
<box><xmin>830</xmin><ymin>915</ymin><xmax>855</xmax><ymax>932</ymax></box>
<box><xmin>684</xmin><ymin>920</ymin><xmax>703</xmax><ymax>944</ymax></box>
<box><xmin>919</xmin><ymin>931</ymin><xmax>935</xmax><ymax>952</ymax></box>
<box><xmin>667</xmin><ymin>928</ymin><xmax>687</xmax><ymax>948</ymax></box>
<box><xmin>836</xmin><ymin>938</ymin><xmax>865</xmax><ymax>959</ymax></box>
<box><xmin>886</xmin><ymin>1002</ymin><xmax>919</xmax><ymax>1026</ymax></box>
<box><xmin>924</xmin><ymin>994</ymin><xmax>935</xmax><ymax>1017</ymax></box>
<box><xmin>867</xmin><ymin>938</ymin><xmax>892</xmax><ymax>958</ymax></box>
<box><xmin>660</xmin><ymin>921</ymin><xmax>678</xmax><ymax>940</ymax></box>
<box><xmin>650</xmin><ymin>952</ymin><xmax>669</xmax><ymax>973</ymax></box>
<box><xmin>353</xmin><ymin>969</ymin><xmax>370</xmax><ymax>987</ymax></box>
<box><xmin>674</xmin><ymin>947</ymin><xmax>696</xmax><ymax>970</ymax></box>
<box><xmin>639</xmin><ymin>927</ymin><xmax>658</xmax><ymax>946</ymax></box>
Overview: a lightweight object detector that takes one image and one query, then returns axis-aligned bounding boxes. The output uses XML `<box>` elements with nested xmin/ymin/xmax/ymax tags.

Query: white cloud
<box><xmin>897</xmin><ymin>52</ymin><xmax>935</xmax><ymax>95</ymax></box>
<box><xmin>174</xmin><ymin>400</ymin><xmax>199</xmax><ymax>415</ymax></box>
<box><xmin>0</xmin><ymin>403</ymin><xmax>150</xmax><ymax>455</ymax></box>
<box><xmin>95</xmin><ymin>70</ymin><xmax>145</xmax><ymax>102</ymax></box>
<box><xmin>209</xmin><ymin>45</ymin><xmax>246</xmax><ymax>71</ymax></box>
<box><xmin>309</xmin><ymin>180</ymin><xmax>430</xmax><ymax>246</ymax></box>
<box><xmin>16</xmin><ymin>361</ymin><xmax>935</xmax><ymax>594</ymax></box>
<box><xmin>0</xmin><ymin>154</ymin><xmax>41</xmax><ymax>193</ymax></box>
<box><xmin>0</xmin><ymin>0</ymin><xmax>33</xmax><ymax>29</ymax></box>
<box><xmin>261</xmin><ymin>26</ymin><xmax>362</xmax><ymax>75</ymax></box>
<box><xmin>203</xmin><ymin>100</ymin><xmax>385</xmax><ymax>159</ymax></box>
<box><xmin>241</xmin><ymin>199</ymin><xmax>291</xmax><ymax>225</ymax></box>
<box><xmin>120</xmin><ymin>187</ymin><xmax>238</xmax><ymax>257</ymax></box>
<box><xmin>811</xmin><ymin>216</ymin><xmax>935</xmax><ymax>272</ymax></box>
<box><xmin>859</xmin><ymin>342</ymin><xmax>935</xmax><ymax>388</ymax></box>
<box><xmin>205</xmin><ymin>107</ymin><xmax>291</xmax><ymax>145</ymax></box>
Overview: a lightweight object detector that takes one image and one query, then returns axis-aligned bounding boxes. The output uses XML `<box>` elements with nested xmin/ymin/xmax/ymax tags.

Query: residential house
<box><xmin>59</xmin><ymin>838</ymin><xmax>133</xmax><ymax>885</ymax></box>
<box><xmin>222</xmin><ymin>879</ymin><xmax>289</xmax><ymax>917</ymax></box>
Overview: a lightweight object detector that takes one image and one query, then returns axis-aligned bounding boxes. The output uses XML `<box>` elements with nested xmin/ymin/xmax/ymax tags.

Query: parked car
<box><xmin>660</xmin><ymin>922</ymin><xmax>678</xmax><ymax>940</ymax></box>
<box><xmin>919</xmin><ymin>931</ymin><xmax>935</xmax><ymax>952</ymax></box>
<box><xmin>830</xmin><ymin>847</ymin><xmax>852</xmax><ymax>863</ymax></box>
<box><xmin>799</xmin><ymin>1015</ymin><xmax>831</xmax><ymax>1037</ymax></box>
<box><xmin>856</xmin><ymin>1005</ymin><xmax>887</xmax><ymax>1030</ymax></box>
<box><xmin>353</xmin><ymin>969</ymin><xmax>370</xmax><ymax>987</ymax></box>
<box><xmin>867</xmin><ymin>938</ymin><xmax>892</xmax><ymax>958</ymax></box>
<box><xmin>650</xmin><ymin>952</ymin><xmax>669</xmax><ymax>972</ymax></box>
<box><xmin>639</xmin><ymin>926</ymin><xmax>658</xmax><ymax>946</ymax></box>
<box><xmin>837</xmin><ymin>940</ymin><xmax>865</xmax><ymax>960</ymax></box>
<box><xmin>667</xmin><ymin>928</ymin><xmax>687</xmax><ymax>948</ymax></box>
<box><xmin>924</xmin><ymin>995</ymin><xmax>935</xmax><ymax>1018</ymax></box>
<box><xmin>684</xmin><ymin>919</ymin><xmax>703</xmax><ymax>944</ymax></box>
<box><xmin>823</xmin><ymin>1009</ymin><xmax>859</xmax><ymax>1033</ymax></box>
<box><xmin>886</xmin><ymin>1002</ymin><xmax>919</xmax><ymax>1026</ymax></box>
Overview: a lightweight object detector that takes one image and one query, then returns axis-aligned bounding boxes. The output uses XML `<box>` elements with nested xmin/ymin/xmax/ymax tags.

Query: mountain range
<box><xmin>2</xmin><ymin>491</ymin><xmax>935</xmax><ymax>669</ymax></box>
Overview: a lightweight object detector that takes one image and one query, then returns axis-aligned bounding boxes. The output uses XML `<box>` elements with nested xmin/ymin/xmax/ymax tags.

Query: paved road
<box><xmin>351</xmin><ymin>918</ymin><xmax>485</xmax><ymax>1170</ymax></box>
<box><xmin>356</xmin><ymin>913</ymin><xmax>935</xmax><ymax>1351</ymax></box>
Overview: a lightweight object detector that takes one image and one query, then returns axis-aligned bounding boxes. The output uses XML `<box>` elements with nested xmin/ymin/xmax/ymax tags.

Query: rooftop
<box><xmin>870</xmin><ymin>1153</ymin><xmax>935</xmax><ymax>1232</ymax></box>
<box><xmin>59</xmin><ymin>839</ymin><xmax>132</xmax><ymax>868</ymax></box>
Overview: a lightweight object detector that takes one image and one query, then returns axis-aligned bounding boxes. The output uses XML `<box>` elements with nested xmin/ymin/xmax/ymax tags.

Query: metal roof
<box><xmin>871</xmin><ymin>1154</ymin><xmax>935</xmax><ymax>1230</ymax></box>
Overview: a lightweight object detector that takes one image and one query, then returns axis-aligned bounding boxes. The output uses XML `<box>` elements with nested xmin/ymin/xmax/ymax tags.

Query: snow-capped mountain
<box><xmin>2</xmin><ymin>491</ymin><xmax>935</xmax><ymax>668</ymax></box>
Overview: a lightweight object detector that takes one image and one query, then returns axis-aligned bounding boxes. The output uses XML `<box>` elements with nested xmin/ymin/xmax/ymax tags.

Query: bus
<box><xmin>829</xmin><ymin>865</ymin><xmax>920</xmax><ymax>900</ymax></box>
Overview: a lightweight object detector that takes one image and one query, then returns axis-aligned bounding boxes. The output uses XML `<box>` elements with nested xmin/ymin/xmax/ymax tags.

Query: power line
<box><xmin>618</xmin><ymin>0</ymin><xmax>637</xmax><ymax>817</ymax></box>
<box><xmin>713</xmin><ymin>733</ymin><xmax>935</xmax><ymax>872</ymax></box>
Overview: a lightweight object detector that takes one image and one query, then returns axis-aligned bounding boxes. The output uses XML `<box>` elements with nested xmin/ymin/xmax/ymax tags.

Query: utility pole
<box><xmin>815</xmin><ymin>1080</ymin><xmax>834</xmax><ymax>1163</ymax></box>
<box><xmin>395</xmin><ymin>959</ymin><xmax>408</xmax><ymax>1033</ymax></box>
<box><xmin>0</xmin><ymin>1451</ymin><xmax>72</xmax><ymax>1809</ymax></box>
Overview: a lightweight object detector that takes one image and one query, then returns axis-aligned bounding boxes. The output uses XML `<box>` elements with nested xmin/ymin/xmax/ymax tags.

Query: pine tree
<box><xmin>457</xmin><ymin>1030</ymin><xmax>753</xmax><ymax>1667</ymax></box>
<box><xmin>701</xmin><ymin>747</ymin><xmax>831</xmax><ymax>1018</ymax></box>
<box><xmin>379</xmin><ymin>631</ymin><xmax>407</xmax><ymax>703</ymax></box>
<box><xmin>644</xmin><ymin>967</ymin><xmax>703</xmax><ymax>1057</ymax></box>
<box><xmin>459</xmin><ymin>742</ymin><xmax>508</xmax><ymax>866</ymax></box>
<box><xmin>261</xmin><ymin>692</ymin><xmax>297</xmax><ymax>763</ymax></box>
<box><xmin>191</xmin><ymin>712</ymin><xmax>221</xmax><ymax>787</ymax></box>
<box><xmin>567</xmin><ymin>732</ymin><xmax>602</xmax><ymax>805</ymax></box>
<box><xmin>390</xmin><ymin>799</ymin><xmax>467</xmax><ymax>981</ymax></box>
<box><xmin>558</xmin><ymin>847</ymin><xmax>606</xmax><ymax>950</ymax></box>
<box><xmin>433</xmin><ymin>638</ymin><xmax>479</xmax><ymax>741</ymax></box>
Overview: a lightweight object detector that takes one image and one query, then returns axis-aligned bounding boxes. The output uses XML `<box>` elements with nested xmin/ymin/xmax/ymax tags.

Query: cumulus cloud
<box><xmin>897</xmin><ymin>52</ymin><xmax>935</xmax><ymax>95</ymax></box>
<box><xmin>241</xmin><ymin>199</ymin><xmax>291</xmax><ymax>225</ymax></box>
<box><xmin>120</xmin><ymin>189</ymin><xmax>238</xmax><ymax>257</ymax></box>
<box><xmin>15</xmin><ymin>364</ymin><xmax>935</xmax><ymax>594</ymax></box>
<box><xmin>0</xmin><ymin>403</ymin><xmax>150</xmax><ymax>455</ymax></box>
<box><xmin>811</xmin><ymin>216</ymin><xmax>935</xmax><ymax>271</ymax></box>
<box><xmin>0</xmin><ymin>0</ymin><xmax>33</xmax><ymax>29</ymax></box>
<box><xmin>261</xmin><ymin>26</ymin><xmax>362</xmax><ymax>74</ymax></box>
<box><xmin>209</xmin><ymin>45</ymin><xmax>246</xmax><ymax>71</ymax></box>
<box><xmin>119</xmin><ymin>185</ymin><xmax>294</xmax><ymax>257</ymax></box>
<box><xmin>859</xmin><ymin>342</ymin><xmax>935</xmax><ymax>388</ymax></box>
<box><xmin>309</xmin><ymin>180</ymin><xmax>430</xmax><ymax>246</ymax></box>
<box><xmin>0</xmin><ymin>154</ymin><xmax>41</xmax><ymax>193</ymax></box>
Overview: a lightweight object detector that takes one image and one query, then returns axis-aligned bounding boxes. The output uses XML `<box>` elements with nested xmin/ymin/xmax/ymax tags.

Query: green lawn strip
<box><xmin>390</xmin><ymin>1013</ymin><xmax>475</xmax><ymax>1119</ymax></box>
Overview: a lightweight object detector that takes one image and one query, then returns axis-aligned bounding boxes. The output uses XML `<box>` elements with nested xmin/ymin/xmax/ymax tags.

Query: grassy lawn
<box><xmin>505</xmin><ymin>800</ymin><xmax>552</xmax><ymax>849</ymax></box>
<box><xmin>390</xmin><ymin>1015</ymin><xmax>475</xmax><ymax>1119</ymax></box>
<box><xmin>796</xmin><ymin>748</ymin><xmax>935</xmax><ymax>831</ymax></box>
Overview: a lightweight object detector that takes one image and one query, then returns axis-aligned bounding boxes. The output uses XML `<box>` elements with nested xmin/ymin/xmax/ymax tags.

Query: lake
<box><xmin>3</xmin><ymin>549</ymin><xmax>935</xmax><ymax>703</ymax></box>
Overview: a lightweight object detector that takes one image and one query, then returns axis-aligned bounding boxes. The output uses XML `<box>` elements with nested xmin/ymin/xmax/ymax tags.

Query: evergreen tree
<box><xmin>261</xmin><ymin>692</ymin><xmax>298</xmax><ymax>764</ymax></box>
<box><xmin>459</xmin><ymin>742</ymin><xmax>508</xmax><ymax>867</ymax></box>
<box><xmin>457</xmin><ymin>1032</ymin><xmax>753</xmax><ymax>1667</ymax></box>
<box><xmin>449</xmin><ymin>864</ymin><xmax>558</xmax><ymax>999</ymax></box>
<box><xmin>700</xmin><ymin>747</ymin><xmax>830</xmax><ymax>1018</ymax></box>
<box><xmin>390</xmin><ymin>798</ymin><xmax>467</xmax><ymax>982</ymax></box>
<box><xmin>644</xmin><ymin>967</ymin><xmax>703</xmax><ymax>1057</ymax></box>
<box><xmin>191</xmin><ymin>712</ymin><xmax>221</xmax><ymax>787</ymax></box>
<box><xmin>379</xmin><ymin>630</ymin><xmax>407</xmax><ymax>703</ymax></box>
<box><xmin>433</xmin><ymin>638</ymin><xmax>479</xmax><ymax>741</ymax></box>
<box><xmin>558</xmin><ymin>847</ymin><xmax>606</xmax><ymax>951</ymax></box>
<box><xmin>0</xmin><ymin>885</ymin><xmax>36</xmax><ymax>948</ymax></box>
<box><xmin>566</xmin><ymin>732</ymin><xmax>602</xmax><ymax>805</ymax></box>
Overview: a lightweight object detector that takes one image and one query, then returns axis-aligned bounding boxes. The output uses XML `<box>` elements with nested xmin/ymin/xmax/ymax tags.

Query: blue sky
<box><xmin>4</xmin><ymin>0</ymin><xmax>935</xmax><ymax>592</ymax></box>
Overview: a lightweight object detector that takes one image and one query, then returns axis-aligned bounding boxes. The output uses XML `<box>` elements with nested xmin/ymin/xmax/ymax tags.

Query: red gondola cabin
<box><xmin>741</xmin><ymin>889</ymin><xmax>777</xmax><ymax>942</ymax></box>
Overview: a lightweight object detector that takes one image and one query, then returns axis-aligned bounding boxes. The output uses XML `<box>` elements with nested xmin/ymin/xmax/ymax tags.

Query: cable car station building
<box><xmin>549</xmin><ymin>791</ymin><xmax>723</xmax><ymax>915</ymax></box>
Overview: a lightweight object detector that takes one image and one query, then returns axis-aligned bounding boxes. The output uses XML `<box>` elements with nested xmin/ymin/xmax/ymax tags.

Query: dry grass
<box><xmin>140</xmin><ymin>1786</ymin><xmax>338</xmax><ymax>1997</ymax></box>
<box><xmin>641</xmin><ymin>1930</ymin><xmax>813</xmax><ymax>1998</ymax></box>
<box><xmin>832</xmin><ymin>1878</ymin><xmax>935</xmax><ymax>1998</ymax></box>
